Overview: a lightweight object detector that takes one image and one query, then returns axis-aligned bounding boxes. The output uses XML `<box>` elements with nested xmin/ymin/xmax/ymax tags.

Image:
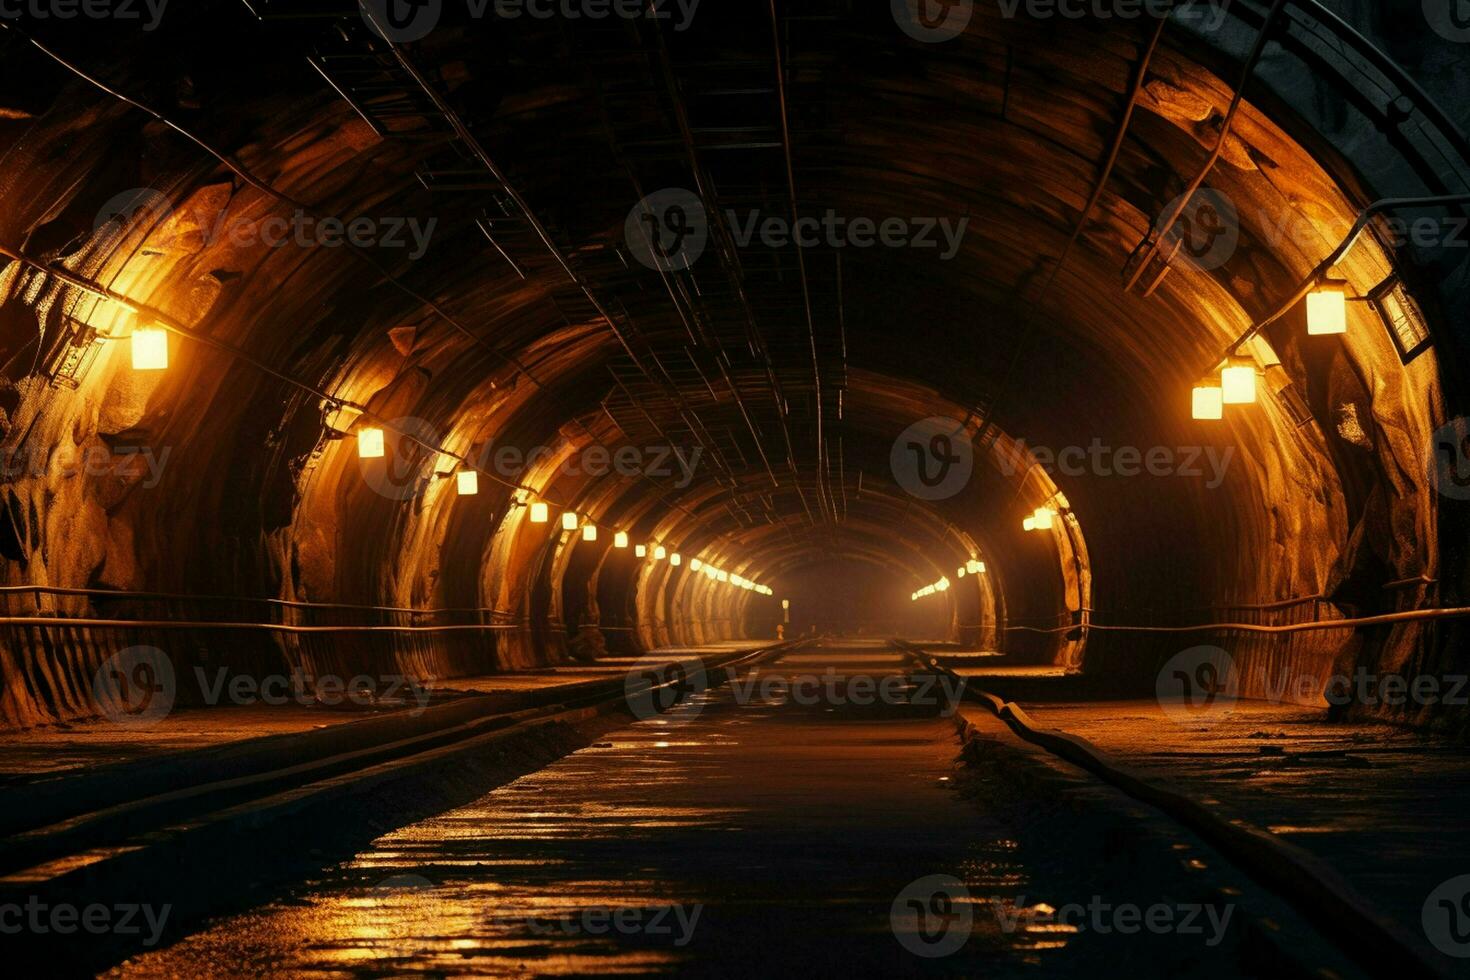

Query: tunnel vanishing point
<box><xmin>2</xmin><ymin>1</ymin><xmax>1470</xmax><ymax>977</ymax></box>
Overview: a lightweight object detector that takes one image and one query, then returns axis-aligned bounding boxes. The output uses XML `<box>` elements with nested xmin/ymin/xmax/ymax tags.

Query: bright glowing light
<box><xmin>975</xmin><ymin>561</ymin><xmax>986</xmax><ymax>573</ymax></box>
<box><xmin>690</xmin><ymin>558</ymin><xmax>703</xmax><ymax>571</ymax></box>
<box><xmin>670</xmin><ymin>553</ymin><xmax>681</xmax><ymax>566</ymax></box>
<box><xmin>936</xmin><ymin>577</ymin><xmax>950</xmax><ymax>592</ymax></box>
<box><xmin>562</xmin><ymin>512</ymin><xmax>578</xmax><ymax>531</ymax></box>
<box><xmin>1033</xmin><ymin>508</ymin><xmax>1054</xmax><ymax>530</ymax></box>
<box><xmin>654</xmin><ymin>545</ymin><xmax>667</xmax><ymax>560</ymax></box>
<box><xmin>782</xmin><ymin>599</ymin><xmax>790</xmax><ymax>610</ymax></box>
<box><xmin>704</xmin><ymin>565</ymin><xmax>718</xmax><ymax>579</ymax></box>
<box><xmin>1307</xmin><ymin>281</ymin><xmax>1349</xmax><ymax>335</ymax></box>
<box><xmin>716</xmin><ymin>570</ymin><xmax>728</xmax><ymax>582</ymax></box>
<box><xmin>967</xmin><ymin>559</ymin><xmax>982</xmax><ymax>574</ymax></box>
<box><xmin>131</xmin><ymin>327</ymin><xmax>168</xmax><ymax>370</ymax></box>
<box><xmin>635</xmin><ymin>544</ymin><xmax>647</xmax><ymax>557</ymax></box>
<box><xmin>529</xmin><ymin>501</ymin><xmax>549</xmax><ymax>523</ymax></box>
<box><xmin>358</xmin><ymin>427</ymin><xmax>385</xmax><ymax>459</ymax></box>
<box><xmin>614</xmin><ymin>531</ymin><xmax>629</xmax><ymax>548</ymax></box>
<box><xmin>1192</xmin><ymin>384</ymin><xmax>1224</xmax><ymax>421</ymax></box>
<box><xmin>456</xmin><ymin>470</ymin><xmax>478</xmax><ymax>495</ymax></box>
<box><xmin>1023</xmin><ymin>515</ymin><xmax>1036</xmax><ymax>532</ymax></box>
<box><xmin>957</xmin><ymin>567</ymin><xmax>966</xmax><ymax>578</ymax></box>
<box><xmin>1221</xmin><ymin>363</ymin><xmax>1256</xmax><ymax>404</ymax></box>
<box><xmin>582</xmin><ymin>525</ymin><xmax>597</xmax><ymax>542</ymax></box>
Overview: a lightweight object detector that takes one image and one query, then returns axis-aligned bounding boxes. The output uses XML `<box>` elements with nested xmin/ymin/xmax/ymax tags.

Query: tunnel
<box><xmin>1</xmin><ymin>1</ymin><xmax>1469</xmax><ymax>976</ymax></box>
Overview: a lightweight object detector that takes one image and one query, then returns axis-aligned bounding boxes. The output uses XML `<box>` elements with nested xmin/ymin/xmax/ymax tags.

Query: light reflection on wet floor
<box><xmin>111</xmin><ymin>646</ymin><xmax>1086</xmax><ymax>977</ymax></box>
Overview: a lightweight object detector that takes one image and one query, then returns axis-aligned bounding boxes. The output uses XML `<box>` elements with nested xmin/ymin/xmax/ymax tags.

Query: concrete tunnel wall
<box><xmin>0</xmin><ymin>4</ymin><xmax>1465</xmax><ymax>734</ymax></box>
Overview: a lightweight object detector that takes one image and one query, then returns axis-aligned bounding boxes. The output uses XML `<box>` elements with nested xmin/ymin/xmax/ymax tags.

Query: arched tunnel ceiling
<box><xmin>0</xmin><ymin>0</ymin><xmax>1463</xmax><ymax>692</ymax></box>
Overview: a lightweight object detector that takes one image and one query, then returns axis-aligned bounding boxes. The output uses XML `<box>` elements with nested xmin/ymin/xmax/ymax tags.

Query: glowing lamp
<box><xmin>690</xmin><ymin>558</ymin><xmax>703</xmax><ymax>571</ymax></box>
<box><xmin>670</xmin><ymin>553</ymin><xmax>681</xmax><ymax>566</ymax></box>
<box><xmin>358</xmin><ymin>427</ymin><xmax>386</xmax><ymax>459</ymax></box>
<box><xmin>582</xmin><ymin>525</ymin><xmax>597</xmax><ymax>542</ymax></box>
<box><xmin>936</xmin><ymin>577</ymin><xmax>950</xmax><ymax>592</ymax></box>
<box><xmin>1033</xmin><ymin>508</ymin><xmax>1054</xmax><ymax>530</ymax></box>
<box><xmin>529</xmin><ymin>502</ymin><xmax>549</xmax><ymax>523</ymax></box>
<box><xmin>1023</xmin><ymin>515</ymin><xmax>1036</xmax><ymax>532</ymax></box>
<box><xmin>716</xmin><ymin>570</ymin><xmax>728</xmax><ymax>582</ymax></box>
<box><xmin>131</xmin><ymin>327</ymin><xmax>169</xmax><ymax>370</ymax></box>
<box><xmin>635</xmin><ymin>544</ymin><xmax>647</xmax><ymax>557</ymax></box>
<box><xmin>562</xmin><ymin>512</ymin><xmax>579</xmax><ymax>531</ymax></box>
<box><xmin>957</xmin><ymin>567</ymin><xmax>966</xmax><ymax>578</ymax></box>
<box><xmin>614</xmin><ymin>531</ymin><xmax>629</xmax><ymax>549</ymax></box>
<box><xmin>975</xmin><ymin>561</ymin><xmax>986</xmax><ymax>573</ymax></box>
<box><xmin>1307</xmin><ymin>280</ymin><xmax>1349</xmax><ymax>335</ymax></box>
<box><xmin>1221</xmin><ymin>362</ymin><xmax>1256</xmax><ymax>405</ymax></box>
<box><xmin>1192</xmin><ymin>384</ymin><xmax>1224</xmax><ymax>421</ymax></box>
<box><xmin>456</xmin><ymin>470</ymin><xmax>479</xmax><ymax>495</ymax></box>
<box><xmin>967</xmin><ymin>559</ymin><xmax>982</xmax><ymax>574</ymax></box>
<box><xmin>653</xmin><ymin>545</ymin><xmax>666</xmax><ymax>560</ymax></box>
<box><xmin>782</xmin><ymin>599</ymin><xmax>790</xmax><ymax>610</ymax></box>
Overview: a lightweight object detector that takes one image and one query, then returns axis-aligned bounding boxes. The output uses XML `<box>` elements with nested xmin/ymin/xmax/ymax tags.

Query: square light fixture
<box><xmin>582</xmin><ymin>524</ymin><xmax>597</xmax><ymax>542</ymax></box>
<box><xmin>530</xmin><ymin>501</ymin><xmax>549</xmax><ymax>523</ymax></box>
<box><xmin>635</xmin><ymin>544</ymin><xmax>647</xmax><ymax>558</ymax></box>
<box><xmin>562</xmin><ymin>512</ymin><xmax>578</xmax><ymax>531</ymax></box>
<box><xmin>358</xmin><ymin>427</ymin><xmax>386</xmax><ymax>458</ymax></box>
<box><xmin>1192</xmin><ymin>384</ymin><xmax>1224</xmax><ymax>420</ymax></box>
<box><xmin>456</xmin><ymin>470</ymin><xmax>479</xmax><ymax>495</ymax></box>
<box><xmin>615</xmin><ymin>531</ymin><xmax>629</xmax><ymax>548</ymax></box>
<box><xmin>1221</xmin><ymin>362</ymin><xmax>1256</xmax><ymax>404</ymax></box>
<box><xmin>131</xmin><ymin>327</ymin><xmax>168</xmax><ymax>370</ymax></box>
<box><xmin>1307</xmin><ymin>280</ymin><xmax>1349</xmax><ymax>335</ymax></box>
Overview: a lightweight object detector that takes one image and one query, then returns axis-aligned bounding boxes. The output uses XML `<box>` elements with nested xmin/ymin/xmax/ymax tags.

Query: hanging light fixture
<box><xmin>1033</xmin><ymin>507</ymin><xmax>1054</xmax><ymax>530</ymax></box>
<box><xmin>582</xmin><ymin>524</ymin><xmax>597</xmax><ymax>542</ymax></box>
<box><xmin>1221</xmin><ymin>360</ymin><xmax>1257</xmax><ymax>405</ymax></box>
<box><xmin>635</xmin><ymin>544</ymin><xmax>647</xmax><ymax>558</ymax></box>
<box><xmin>614</xmin><ymin>531</ymin><xmax>629</xmax><ymax>549</ymax></box>
<box><xmin>562</xmin><ymin>512</ymin><xmax>578</xmax><ymax>531</ymax></box>
<box><xmin>654</xmin><ymin>545</ymin><xmax>667</xmax><ymax>560</ymax></box>
<box><xmin>358</xmin><ymin>427</ymin><xmax>386</xmax><ymax>459</ymax></box>
<box><xmin>1307</xmin><ymin>279</ymin><xmax>1350</xmax><ymax>335</ymax></box>
<box><xmin>967</xmin><ymin>559</ymin><xmax>983</xmax><ymax>575</ymax></box>
<box><xmin>670</xmin><ymin>553</ymin><xmax>681</xmax><ymax>566</ymax></box>
<box><xmin>690</xmin><ymin>558</ymin><xmax>703</xmax><ymax>571</ymax></box>
<box><xmin>456</xmin><ymin>470</ymin><xmax>479</xmax><ymax>495</ymax></box>
<box><xmin>1192</xmin><ymin>383</ymin><xmax>1224</xmax><ymax>421</ymax></box>
<box><xmin>1023</xmin><ymin>515</ymin><xmax>1036</xmax><ymax>532</ymax></box>
<box><xmin>957</xmin><ymin>566</ymin><xmax>966</xmax><ymax>578</ymax></box>
<box><xmin>529</xmin><ymin>501</ymin><xmax>549</xmax><ymax>523</ymax></box>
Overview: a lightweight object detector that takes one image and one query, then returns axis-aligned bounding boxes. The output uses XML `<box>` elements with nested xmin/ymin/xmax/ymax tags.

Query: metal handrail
<box><xmin>0</xmin><ymin>584</ymin><xmax>522</xmax><ymax>618</ymax></box>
